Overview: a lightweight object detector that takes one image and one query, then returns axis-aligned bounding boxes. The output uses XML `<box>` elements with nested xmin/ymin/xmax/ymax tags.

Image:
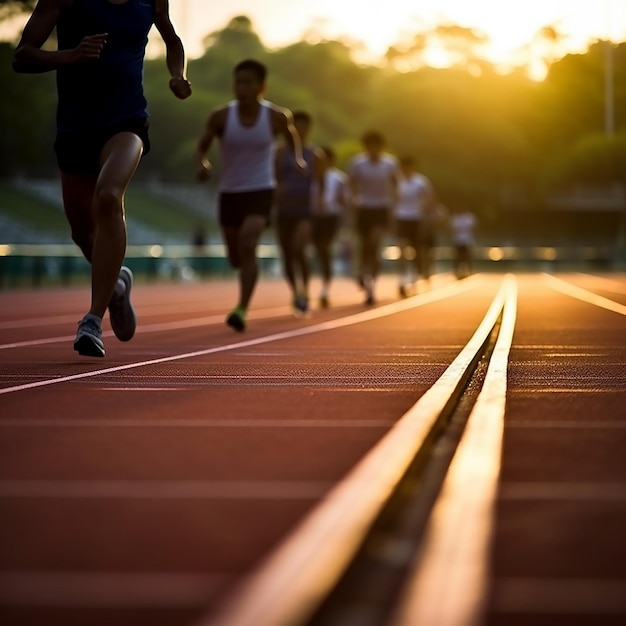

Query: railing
<box><xmin>0</xmin><ymin>243</ymin><xmax>619</xmax><ymax>289</ymax></box>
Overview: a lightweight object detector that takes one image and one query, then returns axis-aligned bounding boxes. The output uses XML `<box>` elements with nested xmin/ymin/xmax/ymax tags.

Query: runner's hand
<box><xmin>169</xmin><ymin>76</ymin><xmax>192</xmax><ymax>100</ymax></box>
<box><xmin>196</xmin><ymin>161</ymin><xmax>212</xmax><ymax>182</ymax></box>
<box><xmin>295</xmin><ymin>158</ymin><xmax>308</xmax><ymax>175</ymax></box>
<box><xmin>71</xmin><ymin>34</ymin><xmax>107</xmax><ymax>63</ymax></box>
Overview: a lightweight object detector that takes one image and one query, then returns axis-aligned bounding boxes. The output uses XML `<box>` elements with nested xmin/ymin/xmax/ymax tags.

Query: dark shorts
<box><xmin>54</xmin><ymin>117</ymin><xmax>150</xmax><ymax>176</ymax></box>
<box><xmin>395</xmin><ymin>219</ymin><xmax>423</xmax><ymax>247</ymax></box>
<box><xmin>276</xmin><ymin>214</ymin><xmax>312</xmax><ymax>245</ymax></box>
<box><xmin>355</xmin><ymin>207</ymin><xmax>389</xmax><ymax>237</ymax></box>
<box><xmin>313</xmin><ymin>215</ymin><xmax>341</xmax><ymax>246</ymax></box>
<box><xmin>219</xmin><ymin>189</ymin><xmax>274</xmax><ymax>228</ymax></box>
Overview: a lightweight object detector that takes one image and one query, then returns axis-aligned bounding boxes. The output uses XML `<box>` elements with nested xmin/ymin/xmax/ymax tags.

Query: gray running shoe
<box><xmin>74</xmin><ymin>315</ymin><xmax>105</xmax><ymax>357</ymax></box>
<box><xmin>108</xmin><ymin>266</ymin><xmax>136</xmax><ymax>341</ymax></box>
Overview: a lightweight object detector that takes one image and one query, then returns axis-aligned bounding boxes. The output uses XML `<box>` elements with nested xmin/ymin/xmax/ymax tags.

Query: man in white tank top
<box><xmin>393</xmin><ymin>155</ymin><xmax>435</xmax><ymax>296</ymax></box>
<box><xmin>195</xmin><ymin>59</ymin><xmax>306</xmax><ymax>332</ymax></box>
<box><xmin>348</xmin><ymin>131</ymin><xmax>399</xmax><ymax>305</ymax></box>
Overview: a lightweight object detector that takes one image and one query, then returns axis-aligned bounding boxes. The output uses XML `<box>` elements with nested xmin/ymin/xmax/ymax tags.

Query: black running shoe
<box><xmin>226</xmin><ymin>308</ymin><xmax>246</xmax><ymax>332</ymax></box>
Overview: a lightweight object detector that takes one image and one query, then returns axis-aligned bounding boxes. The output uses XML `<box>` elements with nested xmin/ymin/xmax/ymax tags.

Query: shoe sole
<box><xmin>109</xmin><ymin>267</ymin><xmax>136</xmax><ymax>342</ymax></box>
<box><xmin>74</xmin><ymin>335</ymin><xmax>105</xmax><ymax>357</ymax></box>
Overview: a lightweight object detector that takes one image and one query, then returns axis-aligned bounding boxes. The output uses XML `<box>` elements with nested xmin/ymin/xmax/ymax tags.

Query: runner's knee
<box><xmin>93</xmin><ymin>186</ymin><xmax>124</xmax><ymax>222</ymax></box>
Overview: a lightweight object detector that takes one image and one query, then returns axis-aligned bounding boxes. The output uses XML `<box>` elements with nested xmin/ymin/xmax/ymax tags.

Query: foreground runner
<box><xmin>12</xmin><ymin>0</ymin><xmax>192</xmax><ymax>357</ymax></box>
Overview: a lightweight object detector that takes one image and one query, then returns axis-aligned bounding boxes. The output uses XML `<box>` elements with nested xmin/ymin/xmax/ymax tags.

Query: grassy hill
<box><xmin>0</xmin><ymin>183</ymin><xmax>68</xmax><ymax>234</ymax></box>
<box><xmin>0</xmin><ymin>181</ymin><xmax>218</xmax><ymax>244</ymax></box>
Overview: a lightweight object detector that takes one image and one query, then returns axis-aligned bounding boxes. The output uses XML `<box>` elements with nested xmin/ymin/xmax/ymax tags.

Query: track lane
<box><xmin>0</xmin><ymin>274</ymin><xmax>500</xmax><ymax>626</ymax></box>
<box><xmin>486</xmin><ymin>274</ymin><xmax>626</xmax><ymax>626</ymax></box>
<box><xmin>2</xmin><ymin>273</ymin><xmax>623</xmax><ymax>626</ymax></box>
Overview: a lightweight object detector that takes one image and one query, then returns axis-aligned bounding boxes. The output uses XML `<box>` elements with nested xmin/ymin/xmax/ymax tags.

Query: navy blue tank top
<box><xmin>56</xmin><ymin>0</ymin><xmax>155</xmax><ymax>132</ymax></box>
<box><xmin>275</xmin><ymin>146</ymin><xmax>317</xmax><ymax>216</ymax></box>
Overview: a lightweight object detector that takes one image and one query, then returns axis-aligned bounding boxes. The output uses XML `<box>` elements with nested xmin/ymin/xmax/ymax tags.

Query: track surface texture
<box><xmin>0</xmin><ymin>272</ymin><xmax>624</xmax><ymax>626</ymax></box>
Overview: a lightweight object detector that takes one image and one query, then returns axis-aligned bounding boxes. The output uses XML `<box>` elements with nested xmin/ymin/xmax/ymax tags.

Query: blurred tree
<box><xmin>543</xmin><ymin>132</ymin><xmax>626</xmax><ymax>187</ymax></box>
<box><xmin>2</xmin><ymin>11</ymin><xmax>625</xmax><ymax>218</ymax></box>
<box><xmin>0</xmin><ymin>0</ymin><xmax>35</xmax><ymax>18</ymax></box>
<box><xmin>0</xmin><ymin>41</ymin><xmax>56</xmax><ymax>175</ymax></box>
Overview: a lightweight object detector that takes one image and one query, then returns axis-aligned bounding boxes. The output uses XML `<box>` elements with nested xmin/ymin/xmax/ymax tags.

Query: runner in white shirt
<box><xmin>195</xmin><ymin>59</ymin><xmax>306</xmax><ymax>332</ymax></box>
<box><xmin>312</xmin><ymin>146</ymin><xmax>349</xmax><ymax>308</ymax></box>
<box><xmin>348</xmin><ymin>131</ymin><xmax>399</xmax><ymax>305</ymax></box>
<box><xmin>449</xmin><ymin>203</ymin><xmax>477</xmax><ymax>279</ymax></box>
<box><xmin>393</xmin><ymin>155</ymin><xmax>435</xmax><ymax>297</ymax></box>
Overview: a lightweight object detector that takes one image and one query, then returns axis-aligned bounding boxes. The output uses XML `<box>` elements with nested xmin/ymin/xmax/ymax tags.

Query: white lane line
<box><xmin>492</xmin><ymin>578</ymin><xmax>626</xmax><ymax>614</ymax></box>
<box><xmin>0</xmin><ymin>418</ymin><xmax>393</xmax><ymax>428</ymax></box>
<box><xmin>0</xmin><ymin>480</ymin><xmax>331</xmax><ymax>500</ymax></box>
<box><xmin>196</xmin><ymin>276</ymin><xmax>511</xmax><ymax>626</ymax></box>
<box><xmin>499</xmin><ymin>482</ymin><xmax>626</xmax><ymax>501</ymax></box>
<box><xmin>0</xmin><ymin>301</ymin><xmax>287</xmax><ymax>331</ymax></box>
<box><xmin>391</xmin><ymin>274</ymin><xmax>518</xmax><ymax>626</ymax></box>
<box><xmin>543</xmin><ymin>273</ymin><xmax>626</xmax><ymax>315</ymax></box>
<box><xmin>0</xmin><ymin>572</ymin><xmax>226</xmax><ymax>608</ymax></box>
<box><xmin>511</xmin><ymin>388</ymin><xmax>626</xmax><ymax>393</ymax></box>
<box><xmin>577</xmin><ymin>273</ymin><xmax>626</xmax><ymax>295</ymax></box>
<box><xmin>506</xmin><ymin>420</ymin><xmax>626</xmax><ymax>429</ymax></box>
<box><xmin>0</xmin><ymin>306</ymin><xmax>292</xmax><ymax>350</ymax></box>
<box><xmin>0</xmin><ymin>276</ymin><xmax>458</xmax><ymax>350</ymax></box>
<box><xmin>0</xmin><ymin>278</ymin><xmax>479</xmax><ymax>396</ymax></box>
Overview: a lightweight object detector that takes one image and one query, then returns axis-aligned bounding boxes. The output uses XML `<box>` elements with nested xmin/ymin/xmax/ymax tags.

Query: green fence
<box><xmin>0</xmin><ymin>243</ymin><xmax>619</xmax><ymax>289</ymax></box>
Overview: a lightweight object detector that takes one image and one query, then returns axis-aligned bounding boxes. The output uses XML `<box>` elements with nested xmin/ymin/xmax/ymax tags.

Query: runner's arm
<box><xmin>154</xmin><ymin>0</ymin><xmax>191</xmax><ymax>100</ymax></box>
<box><xmin>13</xmin><ymin>0</ymin><xmax>106</xmax><ymax>73</ymax></box>
<box><xmin>195</xmin><ymin>109</ymin><xmax>222</xmax><ymax>181</ymax></box>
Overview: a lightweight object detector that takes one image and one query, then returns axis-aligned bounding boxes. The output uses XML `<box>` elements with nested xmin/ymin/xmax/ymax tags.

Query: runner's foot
<box><xmin>108</xmin><ymin>266</ymin><xmax>136</xmax><ymax>342</ymax></box>
<box><xmin>226</xmin><ymin>307</ymin><xmax>247</xmax><ymax>332</ymax></box>
<box><xmin>74</xmin><ymin>314</ymin><xmax>105</xmax><ymax>357</ymax></box>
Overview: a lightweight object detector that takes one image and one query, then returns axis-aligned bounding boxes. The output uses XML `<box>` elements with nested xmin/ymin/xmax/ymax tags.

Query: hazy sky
<box><xmin>172</xmin><ymin>0</ymin><xmax>626</xmax><ymax>63</ymax></box>
<box><xmin>3</xmin><ymin>0</ymin><xmax>625</xmax><ymax>70</ymax></box>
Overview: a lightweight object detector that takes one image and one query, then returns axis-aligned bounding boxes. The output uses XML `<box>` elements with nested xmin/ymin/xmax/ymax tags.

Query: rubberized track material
<box><xmin>0</xmin><ymin>273</ymin><xmax>624</xmax><ymax>626</ymax></box>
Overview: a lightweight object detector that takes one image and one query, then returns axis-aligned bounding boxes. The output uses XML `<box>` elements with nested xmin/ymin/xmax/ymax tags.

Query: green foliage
<box><xmin>125</xmin><ymin>186</ymin><xmax>205</xmax><ymax>234</ymax></box>
<box><xmin>0</xmin><ymin>42</ymin><xmax>56</xmax><ymax>176</ymax></box>
<box><xmin>2</xmin><ymin>14</ymin><xmax>625</xmax><ymax>214</ymax></box>
<box><xmin>542</xmin><ymin>131</ymin><xmax>626</xmax><ymax>187</ymax></box>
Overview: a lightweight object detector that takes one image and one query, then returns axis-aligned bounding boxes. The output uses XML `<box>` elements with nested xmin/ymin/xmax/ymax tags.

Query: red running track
<box><xmin>0</xmin><ymin>272</ymin><xmax>625</xmax><ymax>626</ymax></box>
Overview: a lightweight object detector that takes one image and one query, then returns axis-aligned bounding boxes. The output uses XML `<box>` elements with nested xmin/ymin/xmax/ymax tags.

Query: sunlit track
<box><xmin>198</xmin><ymin>275</ymin><xmax>517</xmax><ymax>626</ymax></box>
<box><xmin>0</xmin><ymin>306</ymin><xmax>291</xmax><ymax>350</ymax></box>
<box><xmin>543</xmin><ymin>273</ymin><xmax>626</xmax><ymax>315</ymax></box>
<box><xmin>0</xmin><ymin>304</ymin><xmax>289</xmax><ymax>332</ymax></box>
<box><xmin>0</xmin><ymin>277</ymin><xmax>479</xmax><ymax>394</ymax></box>
<box><xmin>2</xmin><ymin>273</ymin><xmax>625</xmax><ymax>626</ymax></box>
<box><xmin>576</xmin><ymin>273</ymin><xmax>626</xmax><ymax>295</ymax></box>
<box><xmin>389</xmin><ymin>275</ymin><xmax>517</xmax><ymax>626</ymax></box>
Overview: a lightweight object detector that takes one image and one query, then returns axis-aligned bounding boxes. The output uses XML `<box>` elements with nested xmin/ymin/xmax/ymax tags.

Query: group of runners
<box><xmin>12</xmin><ymin>0</ymin><xmax>475</xmax><ymax>359</ymax></box>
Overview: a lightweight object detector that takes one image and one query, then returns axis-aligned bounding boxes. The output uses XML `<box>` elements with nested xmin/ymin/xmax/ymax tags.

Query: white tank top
<box><xmin>348</xmin><ymin>153</ymin><xmax>398</xmax><ymax>208</ymax></box>
<box><xmin>322</xmin><ymin>168</ymin><xmax>349</xmax><ymax>216</ymax></box>
<box><xmin>394</xmin><ymin>173</ymin><xmax>432</xmax><ymax>220</ymax></box>
<box><xmin>219</xmin><ymin>100</ymin><xmax>275</xmax><ymax>193</ymax></box>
